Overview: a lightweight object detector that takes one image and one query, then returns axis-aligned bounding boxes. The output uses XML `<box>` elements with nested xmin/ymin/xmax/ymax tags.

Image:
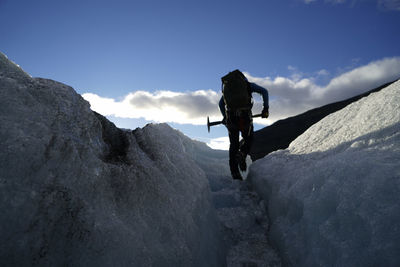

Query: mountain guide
<box><xmin>219</xmin><ymin>69</ymin><xmax>269</xmax><ymax>180</ymax></box>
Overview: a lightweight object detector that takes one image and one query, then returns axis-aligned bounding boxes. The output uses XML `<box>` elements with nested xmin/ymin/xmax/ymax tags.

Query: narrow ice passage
<box><xmin>210</xmin><ymin>174</ymin><xmax>282</xmax><ymax>267</ymax></box>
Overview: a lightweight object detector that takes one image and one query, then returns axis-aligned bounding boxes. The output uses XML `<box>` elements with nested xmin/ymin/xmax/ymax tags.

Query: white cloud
<box><xmin>317</xmin><ymin>69</ymin><xmax>329</xmax><ymax>76</ymax></box>
<box><xmin>83</xmin><ymin>57</ymin><xmax>400</xmax><ymax>128</ymax></box>
<box><xmin>83</xmin><ymin>89</ymin><xmax>222</xmax><ymax>125</ymax></box>
<box><xmin>244</xmin><ymin>57</ymin><xmax>400</xmax><ymax>122</ymax></box>
<box><xmin>206</xmin><ymin>136</ymin><xmax>230</xmax><ymax>150</ymax></box>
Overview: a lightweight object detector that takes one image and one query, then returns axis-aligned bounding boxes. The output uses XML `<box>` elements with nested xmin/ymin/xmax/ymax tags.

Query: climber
<box><xmin>219</xmin><ymin>69</ymin><xmax>269</xmax><ymax>180</ymax></box>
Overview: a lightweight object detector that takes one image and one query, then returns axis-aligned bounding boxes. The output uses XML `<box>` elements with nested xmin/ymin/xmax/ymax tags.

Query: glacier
<box><xmin>0</xmin><ymin>52</ymin><xmax>227</xmax><ymax>266</ymax></box>
<box><xmin>249</xmin><ymin>80</ymin><xmax>400</xmax><ymax>266</ymax></box>
<box><xmin>2</xmin><ymin>50</ymin><xmax>399</xmax><ymax>267</ymax></box>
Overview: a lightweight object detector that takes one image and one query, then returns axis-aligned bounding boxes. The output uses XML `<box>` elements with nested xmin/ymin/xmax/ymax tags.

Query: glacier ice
<box><xmin>0</xmin><ymin>52</ymin><xmax>225</xmax><ymax>267</ymax></box>
<box><xmin>249</xmin><ymin>80</ymin><xmax>400</xmax><ymax>266</ymax></box>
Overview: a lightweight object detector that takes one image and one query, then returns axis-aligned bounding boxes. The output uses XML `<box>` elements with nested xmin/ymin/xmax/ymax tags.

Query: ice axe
<box><xmin>207</xmin><ymin>113</ymin><xmax>263</xmax><ymax>132</ymax></box>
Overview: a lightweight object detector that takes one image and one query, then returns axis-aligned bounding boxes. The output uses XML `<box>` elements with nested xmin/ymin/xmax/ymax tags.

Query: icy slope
<box><xmin>249</xmin><ymin>80</ymin><xmax>400</xmax><ymax>267</ymax></box>
<box><xmin>0</xmin><ymin>52</ymin><xmax>224</xmax><ymax>267</ymax></box>
<box><xmin>249</xmin><ymin>79</ymin><xmax>397</xmax><ymax>160</ymax></box>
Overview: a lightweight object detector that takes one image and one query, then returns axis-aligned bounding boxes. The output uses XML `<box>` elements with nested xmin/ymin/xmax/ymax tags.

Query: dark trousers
<box><xmin>227</xmin><ymin>111</ymin><xmax>254</xmax><ymax>175</ymax></box>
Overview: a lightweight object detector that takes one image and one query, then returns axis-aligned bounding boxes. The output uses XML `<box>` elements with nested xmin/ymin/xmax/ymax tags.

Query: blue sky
<box><xmin>1</xmin><ymin>0</ymin><xmax>400</xmax><ymax>149</ymax></box>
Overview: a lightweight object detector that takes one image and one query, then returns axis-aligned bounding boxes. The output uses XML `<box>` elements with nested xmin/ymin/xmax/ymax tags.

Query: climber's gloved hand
<box><xmin>261</xmin><ymin>107</ymin><xmax>269</xmax><ymax>119</ymax></box>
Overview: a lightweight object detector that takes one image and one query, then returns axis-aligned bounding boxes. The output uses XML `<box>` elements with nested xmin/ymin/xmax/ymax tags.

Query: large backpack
<box><xmin>221</xmin><ymin>70</ymin><xmax>252</xmax><ymax>111</ymax></box>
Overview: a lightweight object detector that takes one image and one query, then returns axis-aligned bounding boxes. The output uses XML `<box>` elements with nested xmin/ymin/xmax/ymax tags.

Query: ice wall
<box><xmin>0</xmin><ymin>52</ymin><xmax>225</xmax><ymax>267</ymax></box>
<box><xmin>249</xmin><ymin>80</ymin><xmax>400</xmax><ymax>266</ymax></box>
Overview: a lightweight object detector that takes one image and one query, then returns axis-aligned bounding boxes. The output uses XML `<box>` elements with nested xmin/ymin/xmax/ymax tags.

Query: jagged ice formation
<box><xmin>0</xmin><ymin>52</ymin><xmax>226</xmax><ymax>267</ymax></box>
<box><xmin>249</xmin><ymin>80</ymin><xmax>400</xmax><ymax>267</ymax></box>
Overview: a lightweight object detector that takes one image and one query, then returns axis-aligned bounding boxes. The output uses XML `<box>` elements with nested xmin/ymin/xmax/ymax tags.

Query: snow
<box><xmin>211</xmin><ymin>179</ymin><xmax>282</xmax><ymax>267</ymax></box>
<box><xmin>0</xmin><ymin>51</ymin><xmax>283</xmax><ymax>267</ymax></box>
<box><xmin>0</xmin><ymin>52</ymin><xmax>31</xmax><ymax>80</ymax></box>
<box><xmin>4</xmin><ymin>50</ymin><xmax>399</xmax><ymax>266</ymax></box>
<box><xmin>248</xmin><ymin>80</ymin><xmax>400</xmax><ymax>266</ymax></box>
<box><xmin>0</xmin><ymin>52</ymin><xmax>226</xmax><ymax>266</ymax></box>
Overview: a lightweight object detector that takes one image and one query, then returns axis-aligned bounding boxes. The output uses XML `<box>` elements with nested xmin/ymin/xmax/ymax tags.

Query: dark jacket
<box><xmin>219</xmin><ymin>82</ymin><xmax>269</xmax><ymax>117</ymax></box>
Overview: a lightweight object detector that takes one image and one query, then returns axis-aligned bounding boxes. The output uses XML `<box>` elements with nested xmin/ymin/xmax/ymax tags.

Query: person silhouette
<box><xmin>219</xmin><ymin>69</ymin><xmax>269</xmax><ymax>180</ymax></box>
